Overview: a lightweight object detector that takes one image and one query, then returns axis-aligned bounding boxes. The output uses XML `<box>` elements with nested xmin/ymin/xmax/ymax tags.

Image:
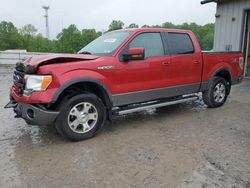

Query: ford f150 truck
<box><xmin>5</xmin><ymin>28</ymin><xmax>244</xmax><ymax>141</ymax></box>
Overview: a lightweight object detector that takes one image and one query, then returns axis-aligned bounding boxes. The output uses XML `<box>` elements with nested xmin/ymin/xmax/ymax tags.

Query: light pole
<box><xmin>42</xmin><ymin>6</ymin><xmax>50</xmax><ymax>39</ymax></box>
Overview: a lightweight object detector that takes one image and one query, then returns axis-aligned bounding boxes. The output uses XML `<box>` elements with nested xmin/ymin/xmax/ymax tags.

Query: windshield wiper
<box><xmin>79</xmin><ymin>51</ymin><xmax>92</xmax><ymax>55</ymax></box>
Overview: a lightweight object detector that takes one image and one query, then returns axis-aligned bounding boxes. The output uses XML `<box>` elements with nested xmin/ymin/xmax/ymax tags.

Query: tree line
<box><xmin>0</xmin><ymin>20</ymin><xmax>214</xmax><ymax>53</ymax></box>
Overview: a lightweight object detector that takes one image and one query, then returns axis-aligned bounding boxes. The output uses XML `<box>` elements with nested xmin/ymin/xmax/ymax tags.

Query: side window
<box><xmin>167</xmin><ymin>33</ymin><xmax>195</xmax><ymax>55</ymax></box>
<box><xmin>129</xmin><ymin>33</ymin><xmax>164</xmax><ymax>58</ymax></box>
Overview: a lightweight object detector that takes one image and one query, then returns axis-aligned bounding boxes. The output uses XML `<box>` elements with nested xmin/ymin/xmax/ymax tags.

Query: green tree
<box><xmin>127</xmin><ymin>23</ymin><xmax>139</xmax><ymax>28</ymax></box>
<box><xmin>0</xmin><ymin>20</ymin><xmax>214</xmax><ymax>52</ymax></box>
<box><xmin>19</xmin><ymin>24</ymin><xmax>38</xmax><ymax>51</ymax></box>
<box><xmin>81</xmin><ymin>29</ymin><xmax>101</xmax><ymax>47</ymax></box>
<box><xmin>0</xmin><ymin>21</ymin><xmax>21</xmax><ymax>50</ymax></box>
<box><xmin>198</xmin><ymin>23</ymin><xmax>214</xmax><ymax>50</ymax></box>
<box><xmin>108</xmin><ymin>20</ymin><xmax>124</xmax><ymax>31</ymax></box>
<box><xmin>141</xmin><ymin>24</ymin><xmax>150</xmax><ymax>28</ymax></box>
<box><xmin>19</xmin><ymin>24</ymin><xmax>37</xmax><ymax>36</ymax></box>
<box><xmin>56</xmin><ymin>24</ymin><xmax>83</xmax><ymax>53</ymax></box>
<box><xmin>162</xmin><ymin>22</ymin><xmax>176</xmax><ymax>29</ymax></box>
<box><xmin>28</xmin><ymin>34</ymin><xmax>55</xmax><ymax>52</ymax></box>
<box><xmin>150</xmin><ymin>24</ymin><xmax>162</xmax><ymax>28</ymax></box>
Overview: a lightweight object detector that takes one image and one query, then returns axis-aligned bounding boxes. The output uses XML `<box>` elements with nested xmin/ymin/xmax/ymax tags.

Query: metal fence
<box><xmin>0</xmin><ymin>51</ymin><xmax>54</xmax><ymax>65</ymax></box>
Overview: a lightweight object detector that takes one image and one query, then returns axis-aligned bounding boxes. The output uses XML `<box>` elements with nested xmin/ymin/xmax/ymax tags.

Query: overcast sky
<box><xmin>0</xmin><ymin>0</ymin><xmax>216</xmax><ymax>39</ymax></box>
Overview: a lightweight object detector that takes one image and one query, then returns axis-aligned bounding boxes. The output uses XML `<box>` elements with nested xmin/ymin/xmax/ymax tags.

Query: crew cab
<box><xmin>5</xmin><ymin>28</ymin><xmax>244</xmax><ymax>141</ymax></box>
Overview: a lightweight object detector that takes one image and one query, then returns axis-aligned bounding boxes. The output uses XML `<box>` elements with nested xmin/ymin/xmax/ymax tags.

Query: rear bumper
<box><xmin>5</xmin><ymin>101</ymin><xmax>59</xmax><ymax>126</ymax></box>
<box><xmin>231</xmin><ymin>76</ymin><xmax>243</xmax><ymax>85</ymax></box>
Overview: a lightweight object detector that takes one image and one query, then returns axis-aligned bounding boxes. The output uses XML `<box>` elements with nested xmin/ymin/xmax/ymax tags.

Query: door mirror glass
<box><xmin>122</xmin><ymin>47</ymin><xmax>145</xmax><ymax>61</ymax></box>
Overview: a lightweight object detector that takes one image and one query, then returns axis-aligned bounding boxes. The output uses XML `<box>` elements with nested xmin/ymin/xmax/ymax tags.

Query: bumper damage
<box><xmin>5</xmin><ymin>101</ymin><xmax>59</xmax><ymax>126</ymax></box>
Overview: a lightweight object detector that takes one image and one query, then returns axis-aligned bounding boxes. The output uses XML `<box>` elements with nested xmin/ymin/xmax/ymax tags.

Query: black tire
<box><xmin>55</xmin><ymin>94</ymin><xmax>106</xmax><ymax>141</ymax></box>
<box><xmin>202</xmin><ymin>77</ymin><xmax>230</xmax><ymax>108</ymax></box>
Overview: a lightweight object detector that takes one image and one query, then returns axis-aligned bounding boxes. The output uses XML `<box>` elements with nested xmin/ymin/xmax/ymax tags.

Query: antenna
<box><xmin>42</xmin><ymin>6</ymin><xmax>50</xmax><ymax>39</ymax></box>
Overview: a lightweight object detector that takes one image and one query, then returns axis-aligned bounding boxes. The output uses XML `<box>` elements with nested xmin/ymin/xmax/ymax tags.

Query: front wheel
<box><xmin>55</xmin><ymin>94</ymin><xmax>106</xmax><ymax>141</ymax></box>
<box><xmin>202</xmin><ymin>77</ymin><xmax>229</xmax><ymax>108</ymax></box>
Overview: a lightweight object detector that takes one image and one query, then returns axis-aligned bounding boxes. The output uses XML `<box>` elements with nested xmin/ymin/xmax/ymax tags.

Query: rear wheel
<box><xmin>203</xmin><ymin>77</ymin><xmax>229</xmax><ymax>108</ymax></box>
<box><xmin>55</xmin><ymin>94</ymin><xmax>106</xmax><ymax>141</ymax></box>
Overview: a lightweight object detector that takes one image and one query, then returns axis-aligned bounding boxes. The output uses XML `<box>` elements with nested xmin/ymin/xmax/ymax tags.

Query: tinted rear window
<box><xmin>167</xmin><ymin>33</ymin><xmax>195</xmax><ymax>55</ymax></box>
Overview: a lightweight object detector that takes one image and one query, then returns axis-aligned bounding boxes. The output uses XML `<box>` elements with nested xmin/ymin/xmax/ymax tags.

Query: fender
<box><xmin>51</xmin><ymin>78</ymin><xmax>113</xmax><ymax>105</ymax></box>
<box><xmin>211</xmin><ymin>67</ymin><xmax>232</xmax><ymax>82</ymax></box>
<box><xmin>209</xmin><ymin>63</ymin><xmax>232</xmax><ymax>79</ymax></box>
<box><xmin>201</xmin><ymin>67</ymin><xmax>232</xmax><ymax>92</ymax></box>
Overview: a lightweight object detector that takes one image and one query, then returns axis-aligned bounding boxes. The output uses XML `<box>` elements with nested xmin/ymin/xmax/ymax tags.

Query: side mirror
<box><xmin>122</xmin><ymin>47</ymin><xmax>145</xmax><ymax>61</ymax></box>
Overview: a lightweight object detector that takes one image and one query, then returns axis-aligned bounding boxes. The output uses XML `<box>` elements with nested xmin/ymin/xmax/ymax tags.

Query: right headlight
<box><xmin>25</xmin><ymin>75</ymin><xmax>52</xmax><ymax>91</ymax></box>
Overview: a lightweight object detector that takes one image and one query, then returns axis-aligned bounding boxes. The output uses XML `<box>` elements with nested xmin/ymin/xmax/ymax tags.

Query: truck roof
<box><xmin>118</xmin><ymin>27</ymin><xmax>193</xmax><ymax>34</ymax></box>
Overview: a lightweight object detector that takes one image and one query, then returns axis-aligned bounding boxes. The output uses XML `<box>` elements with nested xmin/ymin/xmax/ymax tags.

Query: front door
<box><xmin>113</xmin><ymin>32</ymin><xmax>170</xmax><ymax>105</ymax></box>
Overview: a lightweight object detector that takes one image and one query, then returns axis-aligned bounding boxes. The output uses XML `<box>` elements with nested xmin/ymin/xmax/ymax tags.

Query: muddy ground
<box><xmin>0</xmin><ymin>66</ymin><xmax>250</xmax><ymax>188</ymax></box>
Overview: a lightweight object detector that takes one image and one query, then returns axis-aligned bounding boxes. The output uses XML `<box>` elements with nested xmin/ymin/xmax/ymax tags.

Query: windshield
<box><xmin>78</xmin><ymin>31</ymin><xmax>132</xmax><ymax>56</ymax></box>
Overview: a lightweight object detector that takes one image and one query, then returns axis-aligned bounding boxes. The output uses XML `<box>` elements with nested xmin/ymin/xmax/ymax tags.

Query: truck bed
<box><xmin>202</xmin><ymin>51</ymin><xmax>243</xmax><ymax>83</ymax></box>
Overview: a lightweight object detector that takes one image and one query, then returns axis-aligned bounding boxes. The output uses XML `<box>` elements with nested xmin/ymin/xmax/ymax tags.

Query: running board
<box><xmin>114</xmin><ymin>95</ymin><xmax>199</xmax><ymax>116</ymax></box>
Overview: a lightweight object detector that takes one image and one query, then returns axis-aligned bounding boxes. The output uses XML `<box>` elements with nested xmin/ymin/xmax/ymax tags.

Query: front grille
<box><xmin>13</xmin><ymin>62</ymin><xmax>26</xmax><ymax>95</ymax></box>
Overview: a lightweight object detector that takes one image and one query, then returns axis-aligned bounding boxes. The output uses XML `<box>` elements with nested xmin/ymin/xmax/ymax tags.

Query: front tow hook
<box><xmin>4</xmin><ymin>100</ymin><xmax>18</xmax><ymax>109</ymax></box>
<box><xmin>4</xmin><ymin>101</ymin><xmax>21</xmax><ymax>118</ymax></box>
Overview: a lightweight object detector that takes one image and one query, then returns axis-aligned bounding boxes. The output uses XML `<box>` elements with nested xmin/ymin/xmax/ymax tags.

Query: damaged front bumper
<box><xmin>5</xmin><ymin>101</ymin><xmax>59</xmax><ymax>126</ymax></box>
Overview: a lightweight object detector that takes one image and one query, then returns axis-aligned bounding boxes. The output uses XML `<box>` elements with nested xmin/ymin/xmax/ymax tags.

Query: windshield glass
<box><xmin>78</xmin><ymin>31</ymin><xmax>132</xmax><ymax>56</ymax></box>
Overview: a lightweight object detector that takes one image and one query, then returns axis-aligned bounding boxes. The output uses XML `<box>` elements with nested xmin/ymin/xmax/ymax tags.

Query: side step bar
<box><xmin>114</xmin><ymin>95</ymin><xmax>199</xmax><ymax>116</ymax></box>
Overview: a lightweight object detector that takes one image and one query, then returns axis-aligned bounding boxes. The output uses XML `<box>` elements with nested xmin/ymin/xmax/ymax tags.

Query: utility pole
<box><xmin>42</xmin><ymin>6</ymin><xmax>50</xmax><ymax>39</ymax></box>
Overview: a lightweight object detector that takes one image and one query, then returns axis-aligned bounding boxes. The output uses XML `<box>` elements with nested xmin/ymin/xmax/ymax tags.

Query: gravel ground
<box><xmin>0</xmin><ymin>67</ymin><xmax>250</xmax><ymax>188</ymax></box>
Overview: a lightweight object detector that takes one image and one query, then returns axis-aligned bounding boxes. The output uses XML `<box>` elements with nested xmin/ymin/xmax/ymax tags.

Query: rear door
<box><xmin>164</xmin><ymin>32</ymin><xmax>203</xmax><ymax>91</ymax></box>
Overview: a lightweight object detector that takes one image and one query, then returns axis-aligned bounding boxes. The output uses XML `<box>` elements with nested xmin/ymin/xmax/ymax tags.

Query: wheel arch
<box><xmin>51</xmin><ymin>78</ymin><xmax>113</xmax><ymax>110</ymax></box>
<box><xmin>208</xmin><ymin>68</ymin><xmax>232</xmax><ymax>95</ymax></box>
<box><xmin>212</xmin><ymin>68</ymin><xmax>232</xmax><ymax>84</ymax></box>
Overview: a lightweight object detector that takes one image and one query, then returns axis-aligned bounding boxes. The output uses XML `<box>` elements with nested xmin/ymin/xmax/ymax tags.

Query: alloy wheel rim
<box><xmin>213</xmin><ymin>83</ymin><xmax>226</xmax><ymax>103</ymax></box>
<box><xmin>67</xmin><ymin>102</ymin><xmax>98</xmax><ymax>134</ymax></box>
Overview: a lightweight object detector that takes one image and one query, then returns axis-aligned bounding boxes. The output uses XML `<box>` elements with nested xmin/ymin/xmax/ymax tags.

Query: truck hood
<box><xmin>24</xmin><ymin>54</ymin><xmax>100</xmax><ymax>68</ymax></box>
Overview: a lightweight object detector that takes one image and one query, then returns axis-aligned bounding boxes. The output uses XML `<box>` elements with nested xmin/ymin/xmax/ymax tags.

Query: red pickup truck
<box><xmin>5</xmin><ymin>28</ymin><xmax>244</xmax><ymax>141</ymax></box>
